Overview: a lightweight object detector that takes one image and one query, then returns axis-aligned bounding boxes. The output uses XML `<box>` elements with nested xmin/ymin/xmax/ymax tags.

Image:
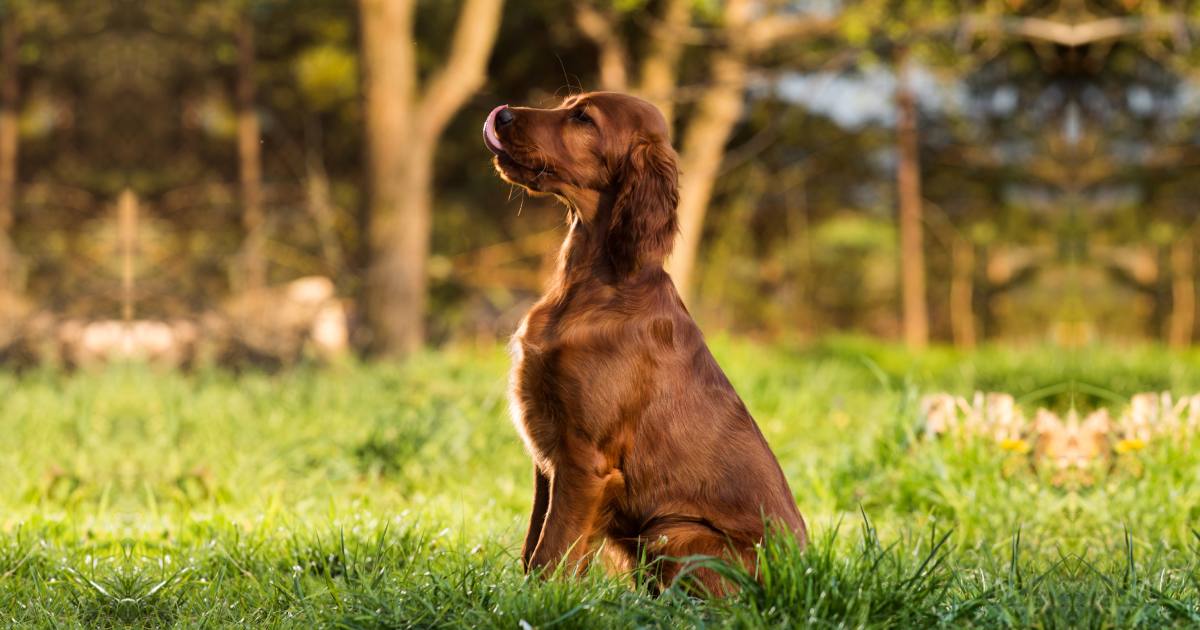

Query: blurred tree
<box><xmin>836</xmin><ymin>0</ymin><xmax>976</xmax><ymax>348</ymax></box>
<box><xmin>359</xmin><ymin>0</ymin><xmax>504</xmax><ymax>356</ymax></box>
<box><xmin>830</xmin><ymin>0</ymin><xmax>1094</xmax><ymax>347</ymax></box>
<box><xmin>0</xmin><ymin>9</ymin><xmax>17</xmax><ymax>292</ymax></box>
<box><xmin>574</xmin><ymin>0</ymin><xmax>688</xmax><ymax>122</ymax></box>
<box><xmin>665</xmin><ymin>0</ymin><xmax>756</xmax><ymax>300</ymax></box>
<box><xmin>293</xmin><ymin>42</ymin><xmax>354</xmax><ymax>280</ymax></box>
<box><xmin>232</xmin><ymin>9</ymin><xmax>264</xmax><ymax>290</ymax></box>
<box><xmin>235</xmin><ymin>9</ymin><xmax>265</xmax><ymax>290</ymax></box>
<box><xmin>575</xmin><ymin>0</ymin><xmax>832</xmax><ymax>299</ymax></box>
<box><xmin>997</xmin><ymin>1</ymin><xmax>1200</xmax><ymax>346</ymax></box>
<box><xmin>894</xmin><ymin>43</ymin><xmax>929</xmax><ymax>348</ymax></box>
<box><xmin>672</xmin><ymin>1</ymin><xmax>834</xmax><ymax>300</ymax></box>
<box><xmin>1169</xmin><ymin>235</ymin><xmax>1194</xmax><ymax>347</ymax></box>
<box><xmin>0</xmin><ymin>0</ymin><xmax>1196</xmax><ymax>354</ymax></box>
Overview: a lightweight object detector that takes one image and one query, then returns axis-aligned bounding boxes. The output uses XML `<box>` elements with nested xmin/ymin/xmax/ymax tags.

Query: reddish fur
<box><xmin>489</xmin><ymin>92</ymin><xmax>805</xmax><ymax>594</ymax></box>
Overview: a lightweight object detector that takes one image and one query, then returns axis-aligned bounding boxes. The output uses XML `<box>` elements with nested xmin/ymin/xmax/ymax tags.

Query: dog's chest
<box><xmin>506</xmin><ymin>315</ymin><xmax>566</xmax><ymax>461</ymax></box>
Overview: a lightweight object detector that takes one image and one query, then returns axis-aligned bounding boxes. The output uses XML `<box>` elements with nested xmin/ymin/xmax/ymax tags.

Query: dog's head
<box><xmin>484</xmin><ymin>92</ymin><xmax>679</xmax><ymax>274</ymax></box>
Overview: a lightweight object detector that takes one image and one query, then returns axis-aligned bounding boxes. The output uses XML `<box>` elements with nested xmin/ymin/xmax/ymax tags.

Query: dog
<box><xmin>484</xmin><ymin>92</ymin><xmax>805</xmax><ymax>593</ymax></box>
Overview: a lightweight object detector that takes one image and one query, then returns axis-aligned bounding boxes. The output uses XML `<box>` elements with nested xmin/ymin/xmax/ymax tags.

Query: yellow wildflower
<box><xmin>1115</xmin><ymin>438</ymin><xmax>1146</xmax><ymax>454</ymax></box>
<box><xmin>1000</xmin><ymin>438</ymin><xmax>1030</xmax><ymax>454</ymax></box>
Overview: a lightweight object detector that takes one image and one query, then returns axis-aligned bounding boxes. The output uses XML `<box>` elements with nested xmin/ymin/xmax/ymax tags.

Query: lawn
<box><xmin>2</xmin><ymin>338</ymin><xmax>1200</xmax><ymax>628</ymax></box>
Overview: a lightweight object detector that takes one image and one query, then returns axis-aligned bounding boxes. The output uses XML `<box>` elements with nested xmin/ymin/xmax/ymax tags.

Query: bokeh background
<box><xmin>0</xmin><ymin>0</ymin><xmax>1197</xmax><ymax>366</ymax></box>
<box><xmin>5</xmin><ymin>3</ymin><xmax>1200</xmax><ymax>626</ymax></box>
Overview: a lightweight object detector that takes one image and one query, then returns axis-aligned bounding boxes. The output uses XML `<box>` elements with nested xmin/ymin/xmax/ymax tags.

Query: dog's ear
<box><xmin>606</xmin><ymin>135</ymin><xmax>679</xmax><ymax>276</ymax></box>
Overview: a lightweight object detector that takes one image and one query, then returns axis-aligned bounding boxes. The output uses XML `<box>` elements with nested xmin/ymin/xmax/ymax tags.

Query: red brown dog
<box><xmin>483</xmin><ymin>92</ymin><xmax>805</xmax><ymax>593</ymax></box>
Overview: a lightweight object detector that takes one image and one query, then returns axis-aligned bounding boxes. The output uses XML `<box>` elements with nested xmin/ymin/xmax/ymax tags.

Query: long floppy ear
<box><xmin>606</xmin><ymin>135</ymin><xmax>679</xmax><ymax>276</ymax></box>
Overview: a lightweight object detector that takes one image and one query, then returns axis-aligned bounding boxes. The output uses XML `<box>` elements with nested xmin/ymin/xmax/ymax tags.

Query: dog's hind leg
<box><xmin>639</xmin><ymin>519</ymin><xmax>753</xmax><ymax>597</ymax></box>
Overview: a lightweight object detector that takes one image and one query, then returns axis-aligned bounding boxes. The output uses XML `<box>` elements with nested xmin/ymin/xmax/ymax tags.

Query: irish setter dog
<box><xmin>483</xmin><ymin>92</ymin><xmax>805</xmax><ymax>593</ymax></box>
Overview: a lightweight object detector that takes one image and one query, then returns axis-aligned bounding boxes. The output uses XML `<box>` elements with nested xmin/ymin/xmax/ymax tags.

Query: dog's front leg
<box><xmin>527</xmin><ymin>457</ymin><xmax>611</xmax><ymax>576</ymax></box>
<box><xmin>521</xmin><ymin>466</ymin><xmax>550</xmax><ymax>570</ymax></box>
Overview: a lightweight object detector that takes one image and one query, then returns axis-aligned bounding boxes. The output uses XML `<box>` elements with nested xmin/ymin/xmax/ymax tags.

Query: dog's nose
<box><xmin>495</xmin><ymin>107</ymin><xmax>514</xmax><ymax>127</ymax></box>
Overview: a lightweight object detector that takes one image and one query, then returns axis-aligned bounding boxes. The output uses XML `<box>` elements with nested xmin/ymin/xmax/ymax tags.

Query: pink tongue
<box><xmin>483</xmin><ymin>105</ymin><xmax>507</xmax><ymax>151</ymax></box>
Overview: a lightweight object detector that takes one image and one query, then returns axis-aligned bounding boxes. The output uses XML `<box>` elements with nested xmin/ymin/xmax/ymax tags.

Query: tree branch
<box><xmin>966</xmin><ymin>15</ymin><xmax>1186</xmax><ymax>48</ymax></box>
<box><xmin>742</xmin><ymin>14</ymin><xmax>836</xmax><ymax>53</ymax></box>
<box><xmin>419</xmin><ymin>0</ymin><xmax>505</xmax><ymax>138</ymax></box>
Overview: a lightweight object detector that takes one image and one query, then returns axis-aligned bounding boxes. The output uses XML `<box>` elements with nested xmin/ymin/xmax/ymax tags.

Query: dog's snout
<box><xmin>495</xmin><ymin>107</ymin><xmax>514</xmax><ymax>127</ymax></box>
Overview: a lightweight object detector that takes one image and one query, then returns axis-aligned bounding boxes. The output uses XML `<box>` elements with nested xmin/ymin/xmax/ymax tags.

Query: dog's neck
<box><xmin>529</xmin><ymin>191</ymin><xmax>678</xmax><ymax>321</ymax></box>
<box><xmin>552</xmin><ymin>192</ymin><xmax>611</xmax><ymax>287</ymax></box>
<box><xmin>566</xmin><ymin>189</ymin><xmax>606</xmax><ymax>225</ymax></box>
<box><xmin>550</xmin><ymin>190</ymin><xmax>653</xmax><ymax>288</ymax></box>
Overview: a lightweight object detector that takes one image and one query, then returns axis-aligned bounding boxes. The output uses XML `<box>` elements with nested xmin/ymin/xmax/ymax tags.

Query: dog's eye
<box><xmin>571</xmin><ymin>109</ymin><xmax>593</xmax><ymax>124</ymax></box>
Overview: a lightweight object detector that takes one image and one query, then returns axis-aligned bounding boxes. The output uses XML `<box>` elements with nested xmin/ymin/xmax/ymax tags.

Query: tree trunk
<box><xmin>576</xmin><ymin>0</ymin><xmax>687</xmax><ymax>121</ymax></box>
<box><xmin>663</xmin><ymin>0</ymin><xmax>750</xmax><ymax>300</ymax></box>
<box><xmin>236</xmin><ymin>15</ymin><xmax>266</xmax><ymax>291</ymax></box>
<box><xmin>0</xmin><ymin>16</ymin><xmax>18</xmax><ymax>291</ymax></box>
<box><xmin>636</xmin><ymin>0</ymin><xmax>689</xmax><ymax>127</ymax></box>
<box><xmin>574</xmin><ymin>4</ymin><xmax>628</xmax><ymax>91</ymax></box>
<box><xmin>666</xmin><ymin>53</ymin><xmax>747</xmax><ymax>300</ymax></box>
<box><xmin>361</xmin><ymin>0</ymin><xmax>418</xmax><ymax>355</ymax></box>
<box><xmin>1169</xmin><ymin>236</ymin><xmax>1195</xmax><ymax>348</ymax></box>
<box><xmin>305</xmin><ymin>146</ymin><xmax>345</xmax><ymax>279</ymax></box>
<box><xmin>895</xmin><ymin>50</ymin><xmax>929</xmax><ymax>349</ymax></box>
<box><xmin>118</xmin><ymin>189</ymin><xmax>138</xmax><ymax>322</ymax></box>
<box><xmin>950</xmin><ymin>237</ymin><xmax>976</xmax><ymax>348</ymax></box>
<box><xmin>580</xmin><ymin>1</ymin><xmax>828</xmax><ymax>303</ymax></box>
<box><xmin>359</xmin><ymin>0</ymin><xmax>503</xmax><ymax>356</ymax></box>
<box><xmin>369</xmin><ymin>142</ymin><xmax>433</xmax><ymax>356</ymax></box>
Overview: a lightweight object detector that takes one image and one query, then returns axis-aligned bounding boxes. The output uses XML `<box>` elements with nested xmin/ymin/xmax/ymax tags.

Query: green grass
<box><xmin>2</xmin><ymin>337</ymin><xmax>1200</xmax><ymax>627</ymax></box>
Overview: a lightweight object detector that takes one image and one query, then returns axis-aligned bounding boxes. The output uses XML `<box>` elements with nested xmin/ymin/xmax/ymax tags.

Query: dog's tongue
<box><xmin>483</xmin><ymin>105</ymin><xmax>507</xmax><ymax>155</ymax></box>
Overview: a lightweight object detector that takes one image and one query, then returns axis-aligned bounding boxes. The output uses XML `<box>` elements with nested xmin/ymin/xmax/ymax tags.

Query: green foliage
<box><xmin>293</xmin><ymin>44</ymin><xmax>357</xmax><ymax>111</ymax></box>
<box><xmin>813</xmin><ymin>214</ymin><xmax>897</xmax><ymax>251</ymax></box>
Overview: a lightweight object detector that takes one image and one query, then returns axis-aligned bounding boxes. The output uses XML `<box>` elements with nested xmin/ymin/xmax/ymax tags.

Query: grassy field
<box><xmin>2</xmin><ymin>337</ymin><xmax>1200</xmax><ymax>628</ymax></box>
